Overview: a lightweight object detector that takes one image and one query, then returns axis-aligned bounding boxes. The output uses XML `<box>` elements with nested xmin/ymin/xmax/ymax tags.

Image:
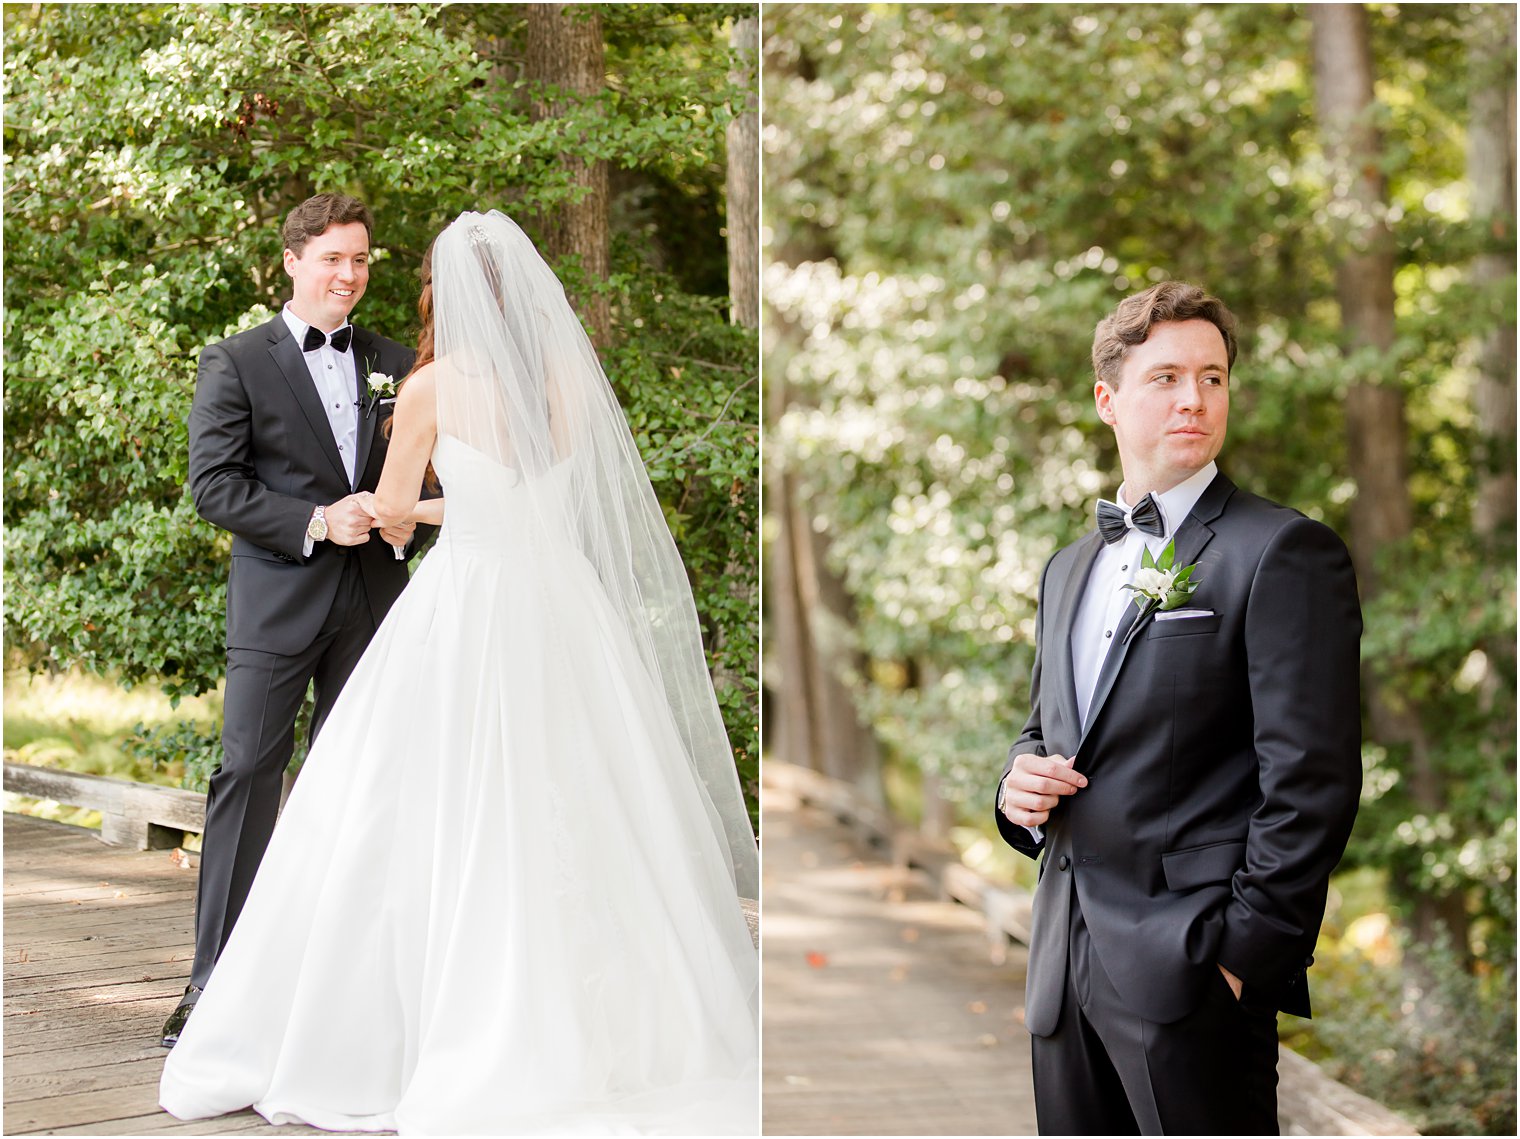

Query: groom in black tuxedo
<box><xmin>995</xmin><ymin>282</ymin><xmax>1362</xmax><ymax>1134</ymax></box>
<box><xmin>163</xmin><ymin>194</ymin><xmax>430</xmax><ymax>1046</ymax></box>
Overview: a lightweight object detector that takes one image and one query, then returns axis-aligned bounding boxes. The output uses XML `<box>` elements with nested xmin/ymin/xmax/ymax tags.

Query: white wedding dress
<box><xmin>158</xmin><ymin>434</ymin><xmax>759</xmax><ymax>1134</ymax></box>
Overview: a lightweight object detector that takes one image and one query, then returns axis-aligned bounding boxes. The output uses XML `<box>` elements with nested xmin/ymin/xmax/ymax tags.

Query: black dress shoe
<box><xmin>160</xmin><ymin>984</ymin><xmax>202</xmax><ymax>1048</ymax></box>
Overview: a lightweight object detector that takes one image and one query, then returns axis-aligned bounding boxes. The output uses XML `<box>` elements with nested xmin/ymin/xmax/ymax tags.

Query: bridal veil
<box><xmin>428</xmin><ymin>209</ymin><xmax>758</xmax><ymax>900</ymax></box>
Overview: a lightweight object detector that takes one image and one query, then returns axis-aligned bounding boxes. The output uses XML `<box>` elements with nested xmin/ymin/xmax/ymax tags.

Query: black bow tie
<box><xmin>1096</xmin><ymin>492</ymin><xmax>1165</xmax><ymax>545</ymax></box>
<box><xmin>302</xmin><ymin>325</ymin><xmax>353</xmax><ymax>354</ymax></box>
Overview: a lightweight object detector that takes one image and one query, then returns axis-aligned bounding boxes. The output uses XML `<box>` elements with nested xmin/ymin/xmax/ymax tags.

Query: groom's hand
<box><xmin>324</xmin><ymin>496</ymin><xmax>373</xmax><ymax>546</ymax></box>
<box><xmin>999</xmin><ymin>752</ymin><xmax>1087</xmax><ymax>828</ymax></box>
<box><xmin>377</xmin><ymin>519</ymin><xmax>415</xmax><ymax>548</ymax></box>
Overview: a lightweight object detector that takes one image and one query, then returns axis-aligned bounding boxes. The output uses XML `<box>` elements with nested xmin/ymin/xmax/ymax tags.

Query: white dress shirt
<box><xmin>1002</xmin><ymin>461</ymin><xmax>1218</xmax><ymax>837</ymax></box>
<box><xmin>283</xmin><ymin>306</ymin><xmax>358</xmax><ymax>557</ymax></box>
<box><xmin>283</xmin><ymin>305</ymin><xmax>359</xmax><ymax>486</ymax></box>
<box><xmin>1070</xmin><ymin>461</ymin><xmax>1218</xmax><ymax>727</ymax></box>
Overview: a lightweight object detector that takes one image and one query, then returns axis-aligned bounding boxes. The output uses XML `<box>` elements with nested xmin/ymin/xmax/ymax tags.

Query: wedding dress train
<box><xmin>159</xmin><ymin>434</ymin><xmax>759</xmax><ymax>1135</ymax></box>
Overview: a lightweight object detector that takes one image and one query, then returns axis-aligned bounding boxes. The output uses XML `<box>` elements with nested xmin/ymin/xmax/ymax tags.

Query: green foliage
<box><xmin>1297</xmin><ymin>929</ymin><xmax>1517</xmax><ymax>1135</ymax></box>
<box><xmin>123</xmin><ymin>719</ymin><xmax>225</xmax><ymax>793</ymax></box>
<box><xmin>765</xmin><ymin>0</ymin><xmax>1513</xmax><ymax>961</ymax></box>
<box><xmin>5</xmin><ymin>4</ymin><xmax>757</xmax><ymax>813</ymax></box>
<box><xmin>605</xmin><ymin>252</ymin><xmax>760</xmax><ymax>815</ymax></box>
<box><xmin>2</xmin><ymin>667</ymin><xmax>220</xmax><ymax>825</ymax></box>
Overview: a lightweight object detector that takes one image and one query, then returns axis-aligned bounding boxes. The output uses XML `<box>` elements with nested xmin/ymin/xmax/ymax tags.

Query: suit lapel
<box><xmin>1049</xmin><ymin>532</ymin><xmax>1102</xmax><ymax>745</ymax></box>
<box><xmin>1076</xmin><ymin>471</ymin><xmax>1236</xmax><ymax>751</ymax></box>
<box><xmin>350</xmin><ymin>328</ymin><xmax>380</xmax><ymax>484</ymax></box>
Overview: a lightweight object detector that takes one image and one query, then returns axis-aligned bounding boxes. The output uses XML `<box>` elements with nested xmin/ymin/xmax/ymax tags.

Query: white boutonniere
<box><xmin>1120</xmin><ymin>538</ymin><xmax>1201</xmax><ymax>642</ymax></box>
<box><xmin>363</xmin><ymin>370</ymin><xmax>396</xmax><ymax>419</ymax></box>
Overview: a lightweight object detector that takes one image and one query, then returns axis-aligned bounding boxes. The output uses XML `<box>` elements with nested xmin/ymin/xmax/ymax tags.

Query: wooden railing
<box><xmin>3</xmin><ymin>762</ymin><xmax>204</xmax><ymax>850</ymax></box>
<box><xmin>767</xmin><ymin>760</ymin><xmax>1419</xmax><ymax>1137</ymax></box>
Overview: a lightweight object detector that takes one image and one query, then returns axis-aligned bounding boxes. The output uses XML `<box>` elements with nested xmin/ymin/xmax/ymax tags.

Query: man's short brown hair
<box><xmin>282</xmin><ymin>193</ymin><xmax>373</xmax><ymax>257</ymax></box>
<box><xmin>1091</xmin><ymin>281</ymin><xmax>1239</xmax><ymax>388</ymax></box>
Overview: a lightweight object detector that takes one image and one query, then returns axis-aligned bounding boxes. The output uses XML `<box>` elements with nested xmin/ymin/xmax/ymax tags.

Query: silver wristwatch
<box><xmin>307</xmin><ymin>505</ymin><xmax>329</xmax><ymax>542</ymax></box>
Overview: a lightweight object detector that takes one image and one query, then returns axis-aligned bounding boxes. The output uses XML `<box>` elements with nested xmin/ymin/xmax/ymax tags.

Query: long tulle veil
<box><xmin>429</xmin><ymin>210</ymin><xmax>758</xmax><ymax>899</ymax></box>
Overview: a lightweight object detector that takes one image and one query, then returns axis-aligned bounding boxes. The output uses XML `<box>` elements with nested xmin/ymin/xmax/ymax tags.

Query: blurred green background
<box><xmin>763</xmin><ymin>4</ymin><xmax>1515</xmax><ymax>1132</ymax></box>
<box><xmin>4</xmin><ymin>3</ymin><xmax>760</xmax><ymax>820</ymax></box>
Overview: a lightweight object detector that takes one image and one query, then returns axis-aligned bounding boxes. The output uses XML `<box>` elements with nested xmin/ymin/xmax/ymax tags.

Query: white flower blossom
<box><xmin>367</xmin><ymin>371</ymin><xmax>396</xmax><ymax>396</ymax></box>
<box><xmin>1131</xmin><ymin>566</ymin><xmax>1176</xmax><ymax>598</ymax></box>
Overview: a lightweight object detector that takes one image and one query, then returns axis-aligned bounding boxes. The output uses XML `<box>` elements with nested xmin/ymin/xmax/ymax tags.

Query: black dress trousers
<box><xmin>1030</xmin><ymin>898</ymin><xmax>1281</xmax><ymax>1136</ymax></box>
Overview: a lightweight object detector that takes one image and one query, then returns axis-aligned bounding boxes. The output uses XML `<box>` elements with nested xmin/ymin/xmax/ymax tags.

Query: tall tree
<box><xmin>1468</xmin><ymin>5</ymin><xmax>1517</xmax><ymax>545</ymax></box>
<box><xmin>1310</xmin><ymin>2</ymin><xmax>1463</xmax><ymax>952</ymax></box>
<box><xmin>527</xmin><ymin>3</ymin><xmax>611</xmax><ymax>343</ymax></box>
<box><xmin>762</xmin><ymin>19</ymin><xmax>884</xmax><ymax>799</ymax></box>
<box><xmin>4</xmin><ymin>3</ymin><xmax>758</xmax><ymax>811</ymax></box>
<box><xmin>726</xmin><ymin>14</ymin><xmax>758</xmax><ymax>329</ymax></box>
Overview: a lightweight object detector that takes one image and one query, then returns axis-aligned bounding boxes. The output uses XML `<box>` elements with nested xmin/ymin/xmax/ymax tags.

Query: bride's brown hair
<box><xmin>408</xmin><ymin>238</ymin><xmax>437</xmax><ymax>378</ymax></box>
<box><xmin>386</xmin><ymin>238</ymin><xmax>439</xmax><ymax>490</ymax></box>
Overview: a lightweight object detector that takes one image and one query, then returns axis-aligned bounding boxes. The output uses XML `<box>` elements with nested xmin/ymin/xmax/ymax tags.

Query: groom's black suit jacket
<box><xmin>189</xmin><ymin>315</ymin><xmax>427</xmax><ymax>656</ymax></box>
<box><xmin>996</xmin><ymin>471</ymin><xmax>1362</xmax><ymax>1035</ymax></box>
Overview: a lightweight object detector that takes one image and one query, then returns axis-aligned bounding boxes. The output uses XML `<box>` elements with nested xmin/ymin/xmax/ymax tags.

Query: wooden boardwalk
<box><xmin>3</xmin><ymin>813</ymin><xmax>350</xmax><ymax>1136</ymax></box>
<box><xmin>761</xmin><ymin>781</ymin><xmax>1037</xmax><ymax>1135</ymax></box>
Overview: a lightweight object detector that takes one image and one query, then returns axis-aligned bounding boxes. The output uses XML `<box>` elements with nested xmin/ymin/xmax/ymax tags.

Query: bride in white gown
<box><xmin>159</xmin><ymin>210</ymin><xmax>760</xmax><ymax>1135</ymax></box>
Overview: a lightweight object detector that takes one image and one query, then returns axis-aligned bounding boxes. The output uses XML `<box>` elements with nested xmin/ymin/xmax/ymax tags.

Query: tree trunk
<box><xmin>1467</xmin><ymin>7</ymin><xmax>1518</xmax><ymax>756</ymax></box>
<box><xmin>726</xmin><ymin>15</ymin><xmax>759</xmax><ymax>329</ymax></box>
<box><xmin>763</xmin><ymin>25</ymin><xmax>884</xmax><ymax>805</ymax></box>
<box><xmin>803</xmin><ymin>521</ymin><xmax>884</xmax><ymax>796</ymax></box>
<box><xmin>1310</xmin><ymin>3</ymin><xmax>1463</xmax><ymax>954</ymax></box>
<box><xmin>526</xmin><ymin>3</ymin><xmax>611</xmax><ymax>344</ymax></box>
<box><xmin>1468</xmin><ymin>6</ymin><xmax>1517</xmax><ymax>545</ymax></box>
<box><xmin>1309</xmin><ymin>4</ymin><xmax>1412</xmax><ymax>583</ymax></box>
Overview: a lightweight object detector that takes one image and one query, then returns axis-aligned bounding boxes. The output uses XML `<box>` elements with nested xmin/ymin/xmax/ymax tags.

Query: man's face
<box><xmin>1094</xmin><ymin>318</ymin><xmax>1230</xmax><ymax>498</ymax></box>
<box><xmin>283</xmin><ymin>221</ymin><xmax>370</xmax><ymax>331</ymax></box>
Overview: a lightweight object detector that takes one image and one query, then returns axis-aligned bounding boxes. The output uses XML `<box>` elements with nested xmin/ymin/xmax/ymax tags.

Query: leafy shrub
<box><xmin>1298</xmin><ymin>930</ymin><xmax>1517</xmax><ymax>1136</ymax></box>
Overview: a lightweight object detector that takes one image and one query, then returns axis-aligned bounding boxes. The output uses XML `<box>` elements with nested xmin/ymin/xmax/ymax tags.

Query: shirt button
<box><xmin>1122</xmin><ymin>564</ymin><xmax>1129</xmax><ymax>571</ymax></box>
<box><xmin>1057</xmin><ymin>855</ymin><xmax>1070</xmax><ymax>871</ymax></box>
<box><xmin>1105</xmin><ymin>630</ymin><xmax>1112</xmax><ymax>638</ymax></box>
<box><xmin>327</xmin><ymin>364</ymin><xmax>334</xmax><ymax>370</ymax></box>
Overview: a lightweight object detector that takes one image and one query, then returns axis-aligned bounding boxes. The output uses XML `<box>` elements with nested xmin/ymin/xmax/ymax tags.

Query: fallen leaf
<box><xmin>784</xmin><ymin>1075</ymin><xmax>812</xmax><ymax>1086</ymax></box>
<box><xmin>114</xmin><ymin>891</ymin><xmax>126</xmax><ymax>899</ymax></box>
<box><xmin>805</xmin><ymin>951</ymin><xmax>828</xmax><ymax>968</ymax></box>
<box><xmin>889</xmin><ymin>965</ymin><xmax>909</xmax><ymax>982</ymax></box>
<box><xmin>967</xmin><ymin>1000</ymin><xmax>987</xmax><ymax>1014</ymax></box>
<box><xmin>900</xmin><ymin>927</ymin><xmax>920</xmax><ymax>943</ymax></box>
<box><xmin>17</xmin><ymin>949</ymin><xmax>29</xmax><ymax>964</ymax></box>
<box><xmin>978</xmin><ymin>1033</ymin><xmax>999</xmax><ymax>1048</ymax></box>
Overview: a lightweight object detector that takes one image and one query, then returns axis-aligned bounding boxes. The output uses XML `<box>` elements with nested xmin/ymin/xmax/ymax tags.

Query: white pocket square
<box><xmin>1154</xmin><ymin>608</ymin><xmax>1215</xmax><ymax>621</ymax></box>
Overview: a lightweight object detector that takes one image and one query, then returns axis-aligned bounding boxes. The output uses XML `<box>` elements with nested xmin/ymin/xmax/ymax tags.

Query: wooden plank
<box><xmin>761</xmin><ymin>782</ymin><xmax>1036</xmax><ymax>1137</ymax></box>
<box><xmin>6</xmin><ymin>1052</ymin><xmax>176</xmax><ymax>1104</ymax></box>
<box><xmin>49</xmin><ymin>1111</ymin><xmax>302</xmax><ymax>1135</ymax></box>
<box><xmin>3</xmin><ymin>764</ymin><xmax>207</xmax><ymax>829</ymax></box>
<box><xmin>761</xmin><ymin>762</ymin><xmax>1419</xmax><ymax>1137</ymax></box>
<box><xmin>1</xmin><ymin>815</ymin><xmax>363</xmax><ymax>1137</ymax></box>
<box><xmin>1278</xmin><ymin>1045</ymin><xmax>1419</xmax><ymax>1136</ymax></box>
<box><xmin>3</xmin><ymin>763</ymin><xmax>205</xmax><ymax>850</ymax></box>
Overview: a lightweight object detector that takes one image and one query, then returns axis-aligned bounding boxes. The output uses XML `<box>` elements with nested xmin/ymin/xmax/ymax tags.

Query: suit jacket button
<box><xmin>1057</xmin><ymin>855</ymin><xmax>1070</xmax><ymax>871</ymax></box>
